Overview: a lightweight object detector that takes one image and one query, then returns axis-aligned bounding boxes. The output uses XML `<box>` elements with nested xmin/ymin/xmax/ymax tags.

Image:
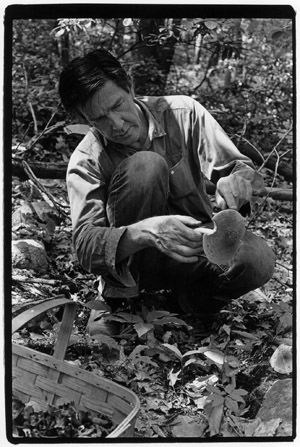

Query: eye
<box><xmin>114</xmin><ymin>100</ymin><xmax>123</xmax><ymax>110</ymax></box>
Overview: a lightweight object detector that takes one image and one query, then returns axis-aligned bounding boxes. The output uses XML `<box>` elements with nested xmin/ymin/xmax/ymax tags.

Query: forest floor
<box><xmin>10</xmin><ymin>167</ymin><xmax>294</xmax><ymax>439</ymax></box>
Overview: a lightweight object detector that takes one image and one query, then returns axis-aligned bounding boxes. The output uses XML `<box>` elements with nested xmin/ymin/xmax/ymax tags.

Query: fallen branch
<box><xmin>12</xmin><ymin>158</ymin><xmax>68</xmax><ymax>180</ymax></box>
<box><xmin>22</xmin><ymin>160</ymin><xmax>70</xmax><ymax>219</ymax></box>
<box><xmin>12</xmin><ymin>276</ymin><xmax>61</xmax><ymax>286</ymax></box>
<box><xmin>205</xmin><ymin>181</ymin><xmax>293</xmax><ymax>201</ymax></box>
<box><xmin>258</xmin><ymin>188</ymin><xmax>293</xmax><ymax>201</ymax></box>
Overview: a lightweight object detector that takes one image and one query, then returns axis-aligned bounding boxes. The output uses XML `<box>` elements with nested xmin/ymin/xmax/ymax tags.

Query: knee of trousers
<box><xmin>115</xmin><ymin>151</ymin><xmax>169</xmax><ymax>191</ymax></box>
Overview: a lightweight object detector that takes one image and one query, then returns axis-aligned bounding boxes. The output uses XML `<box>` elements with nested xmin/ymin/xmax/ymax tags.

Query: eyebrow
<box><xmin>87</xmin><ymin>96</ymin><xmax>124</xmax><ymax>121</ymax></box>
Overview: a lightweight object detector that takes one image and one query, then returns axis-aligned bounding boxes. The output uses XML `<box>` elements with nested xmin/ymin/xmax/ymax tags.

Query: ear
<box><xmin>75</xmin><ymin>108</ymin><xmax>89</xmax><ymax>125</ymax></box>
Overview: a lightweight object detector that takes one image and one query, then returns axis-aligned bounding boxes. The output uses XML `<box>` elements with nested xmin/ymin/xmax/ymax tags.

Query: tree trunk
<box><xmin>135</xmin><ymin>18</ymin><xmax>181</xmax><ymax>93</ymax></box>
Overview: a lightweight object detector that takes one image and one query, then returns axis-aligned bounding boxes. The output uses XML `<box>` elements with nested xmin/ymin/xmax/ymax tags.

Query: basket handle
<box><xmin>12</xmin><ymin>297</ymin><xmax>77</xmax><ymax>361</ymax></box>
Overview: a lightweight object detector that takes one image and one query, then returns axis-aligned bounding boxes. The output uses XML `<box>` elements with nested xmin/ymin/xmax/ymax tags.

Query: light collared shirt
<box><xmin>67</xmin><ymin>95</ymin><xmax>260</xmax><ymax>293</ymax></box>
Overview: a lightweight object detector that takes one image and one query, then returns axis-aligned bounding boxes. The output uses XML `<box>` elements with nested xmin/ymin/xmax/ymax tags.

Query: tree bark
<box><xmin>12</xmin><ymin>159</ymin><xmax>67</xmax><ymax>180</ymax></box>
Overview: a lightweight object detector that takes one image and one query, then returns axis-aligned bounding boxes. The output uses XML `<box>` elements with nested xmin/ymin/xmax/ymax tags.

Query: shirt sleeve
<box><xmin>66</xmin><ymin>135</ymin><xmax>136</xmax><ymax>286</ymax></box>
<box><xmin>192</xmin><ymin>100</ymin><xmax>264</xmax><ymax>193</ymax></box>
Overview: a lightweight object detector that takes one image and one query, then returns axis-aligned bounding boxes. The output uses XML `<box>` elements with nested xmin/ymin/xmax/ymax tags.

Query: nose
<box><xmin>108</xmin><ymin>112</ymin><xmax>124</xmax><ymax>132</ymax></box>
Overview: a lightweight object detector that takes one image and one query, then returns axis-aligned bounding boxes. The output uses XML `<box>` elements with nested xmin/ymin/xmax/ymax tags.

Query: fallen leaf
<box><xmin>113</xmin><ymin>312</ymin><xmax>143</xmax><ymax>324</ymax></box>
<box><xmin>254</xmin><ymin>418</ymin><xmax>282</xmax><ymax>437</ymax></box>
<box><xmin>162</xmin><ymin>343</ymin><xmax>182</xmax><ymax>359</ymax></box>
<box><xmin>82</xmin><ymin>299</ymin><xmax>111</xmax><ymax>312</ymax></box>
<box><xmin>134</xmin><ymin>322</ymin><xmax>153</xmax><ymax>338</ymax></box>
<box><xmin>168</xmin><ymin>368</ymin><xmax>181</xmax><ymax>386</ymax></box>
<box><xmin>204</xmin><ymin>349</ymin><xmax>225</xmax><ymax>365</ymax></box>
<box><xmin>194</xmin><ymin>396</ymin><xmax>207</xmax><ymax>409</ymax></box>
<box><xmin>25</xmin><ymin>401</ymin><xmax>42</xmax><ymax>413</ymax></box>
<box><xmin>232</xmin><ymin>330</ymin><xmax>258</xmax><ymax>340</ymax></box>
<box><xmin>90</xmin><ymin>334</ymin><xmax>120</xmax><ymax>350</ymax></box>
<box><xmin>243</xmin><ymin>288</ymin><xmax>272</xmax><ymax>303</ymax></box>
<box><xmin>207</xmin><ymin>402</ymin><xmax>224</xmax><ymax>436</ymax></box>
<box><xmin>170</xmin><ymin>415</ymin><xmax>206</xmax><ymax>437</ymax></box>
<box><xmin>128</xmin><ymin>344</ymin><xmax>147</xmax><ymax>358</ymax></box>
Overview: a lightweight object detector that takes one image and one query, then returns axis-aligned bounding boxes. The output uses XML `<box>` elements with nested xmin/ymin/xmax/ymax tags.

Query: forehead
<box><xmin>82</xmin><ymin>81</ymin><xmax>127</xmax><ymax>116</ymax></box>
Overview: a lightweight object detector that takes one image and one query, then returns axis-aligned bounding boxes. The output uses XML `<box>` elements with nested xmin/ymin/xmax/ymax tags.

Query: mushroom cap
<box><xmin>203</xmin><ymin>209</ymin><xmax>246</xmax><ymax>264</ymax></box>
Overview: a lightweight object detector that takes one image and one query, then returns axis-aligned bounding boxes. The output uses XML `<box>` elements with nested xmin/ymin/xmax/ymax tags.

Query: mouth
<box><xmin>114</xmin><ymin>127</ymin><xmax>131</xmax><ymax>138</ymax></box>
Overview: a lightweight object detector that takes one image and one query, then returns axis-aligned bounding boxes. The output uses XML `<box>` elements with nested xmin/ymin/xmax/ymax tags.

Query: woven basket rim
<box><xmin>12</xmin><ymin>342</ymin><xmax>140</xmax><ymax>438</ymax></box>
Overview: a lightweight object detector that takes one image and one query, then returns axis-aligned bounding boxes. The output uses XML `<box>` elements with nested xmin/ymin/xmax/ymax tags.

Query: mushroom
<box><xmin>201</xmin><ymin>209</ymin><xmax>246</xmax><ymax>265</ymax></box>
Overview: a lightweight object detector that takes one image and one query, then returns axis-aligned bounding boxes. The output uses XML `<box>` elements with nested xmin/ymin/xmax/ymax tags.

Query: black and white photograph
<box><xmin>3</xmin><ymin>2</ymin><xmax>296</xmax><ymax>442</ymax></box>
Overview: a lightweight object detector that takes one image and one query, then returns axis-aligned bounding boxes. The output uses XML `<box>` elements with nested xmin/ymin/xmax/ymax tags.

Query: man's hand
<box><xmin>215</xmin><ymin>173</ymin><xmax>253</xmax><ymax>210</ymax></box>
<box><xmin>116</xmin><ymin>215</ymin><xmax>205</xmax><ymax>264</ymax></box>
<box><xmin>139</xmin><ymin>215</ymin><xmax>204</xmax><ymax>263</ymax></box>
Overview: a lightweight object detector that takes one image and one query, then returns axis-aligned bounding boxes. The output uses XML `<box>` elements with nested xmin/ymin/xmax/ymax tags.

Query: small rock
<box><xmin>12</xmin><ymin>239</ymin><xmax>48</xmax><ymax>273</ymax></box>
<box><xmin>257</xmin><ymin>379</ymin><xmax>293</xmax><ymax>436</ymax></box>
<box><xmin>270</xmin><ymin>344</ymin><xmax>292</xmax><ymax>374</ymax></box>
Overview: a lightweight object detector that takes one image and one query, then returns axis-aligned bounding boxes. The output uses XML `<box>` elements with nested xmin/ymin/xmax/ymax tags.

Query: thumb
<box><xmin>215</xmin><ymin>190</ymin><xmax>227</xmax><ymax>210</ymax></box>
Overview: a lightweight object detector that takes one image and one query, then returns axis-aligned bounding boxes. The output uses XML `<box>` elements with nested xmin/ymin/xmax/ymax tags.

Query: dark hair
<box><xmin>58</xmin><ymin>48</ymin><xmax>132</xmax><ymax>114</ymax></box>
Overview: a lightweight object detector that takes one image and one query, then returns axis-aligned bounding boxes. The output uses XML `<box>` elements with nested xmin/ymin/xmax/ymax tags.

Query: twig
<box><xmin>258</xmin><ymin>125</ymin><xmax>293</xmax><ymax>172</ymax></box>
<box><xmin>22</xmin><ymin>160</ymin><xmax>70</xmax><ymax>219</ymax></box>
<box><xmin>247</xmin><ymin>147</ymin><xmax>281</xmax><ymax>228</ymax></box>
<box><xmin>23</xmin><ymin>63</ymin><xmax>38</xmax><ymax>134</ymax></box>
<box><xmin>12</xmin><ymin>276</ymin><xmax>61</xmax><ymax>286</ymax></box>
<box><xmin>28</xmin><ymin>102</ymin><xmax>38</xmax><ymax>134</ymax></box>
<box><xmin>232</xmin><ymin>134</ymin><xmax>265</xmax><ymax>163</ymax></box>
<box><xmin>272</xmin><ymin>275</ymin><xmax>293</xmax><ymax>288</ymax></box>
<box><xmin>22</xmin><ymin>112</ymin><xmax>63</xmax><ymax>159</ymax></box>
<box><xmin>275</xmin><ymin>261</ymin><xmax>293</xmax><ymax>271</ymax></box>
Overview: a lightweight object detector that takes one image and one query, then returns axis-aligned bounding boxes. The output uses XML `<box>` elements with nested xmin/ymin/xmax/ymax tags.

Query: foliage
<box><xmin>11</xmin><ymin>14</ymin><xmax>294</xmax><ymax>440</ymax></box>
<box><xmin>11</xmin><ymin>17</ymin><xmax>293</xmax><ymax>164</ymax></box>
<box><xmin>12</xmin><ymin>398</ymin><xmax>117</xmax><ymax>438</ymax></box>
<box><xmin>12</xmin><ymin>19</ymin><xmax>62</xmax><ymax>138</ymax></box>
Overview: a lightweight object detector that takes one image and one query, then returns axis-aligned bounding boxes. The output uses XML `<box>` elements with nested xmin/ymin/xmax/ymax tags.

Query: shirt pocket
<box><xmin>169</xmin><ymin>157</ymin><xmax>196</xmax><ymax>198</ymax></box>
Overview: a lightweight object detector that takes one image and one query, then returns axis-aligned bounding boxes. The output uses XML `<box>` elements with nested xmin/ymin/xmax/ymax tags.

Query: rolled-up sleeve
<box><xmin>192</xmin><ymin>100</ymin><xmax>263</xmax><ymax>192</ymax></box>
<box><xmin>67</xmin><ymin>134</ymin><xmax>136</xmax><ymax>286</ymax></box>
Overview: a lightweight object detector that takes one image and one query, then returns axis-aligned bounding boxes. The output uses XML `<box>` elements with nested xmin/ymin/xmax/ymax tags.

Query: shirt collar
<box><xmin>134</xmin><ymin>98</ymin><xmax>166</xmax><ymax>141</ymax></box>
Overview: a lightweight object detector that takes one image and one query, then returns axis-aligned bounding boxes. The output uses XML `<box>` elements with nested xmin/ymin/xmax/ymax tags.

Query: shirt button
<box><xmin>171</xmin><ymin>170</ymin><xmax>174</xmax><ymax>175</ymax></box>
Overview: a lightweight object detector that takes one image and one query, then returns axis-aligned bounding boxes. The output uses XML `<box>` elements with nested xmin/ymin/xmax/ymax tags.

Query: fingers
<box><xmin>150</xmin><ymin>215</ymin><xmax>204</xmax><ymax>262</ymax></box>
<box><xmin>173</xmin><ymin>215</ymin><xmax>202</xmax><ymax>228</ymax></box>
<box><xmin>158</xmin><ymin>239</ymin><xmax>202</xmax><ymax>263</ymax></box>
<box><xmin>167</xmin><ymin>252</ymin><xmax>200</xmax><ymax>263</ymax></box>
<box><xmin>216</xmin><ymin>175</ymin><xmax>252</xmax><ymax>210</ymax></box>
<box><xmin>215</xmin><ymin>191</ymin><xmax>228</xmax><ymax>210</ymax></box>
<box><xmin>171</xmin><ymin>216</ymin><xmax>204</xmax><ymax>244</ymax></box>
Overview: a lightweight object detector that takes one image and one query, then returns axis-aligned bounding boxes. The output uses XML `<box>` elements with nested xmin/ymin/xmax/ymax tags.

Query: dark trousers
<box><xmin>104</xmin><ymin>151</ymin><xmax>275</xmax><ymax>313</ymax></box>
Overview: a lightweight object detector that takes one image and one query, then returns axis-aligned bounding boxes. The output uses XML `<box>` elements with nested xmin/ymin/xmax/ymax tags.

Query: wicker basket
<box><xmin>12</xmin><ymin>297</ymin><xmax>140</xmax><ymax>438</ymax></box>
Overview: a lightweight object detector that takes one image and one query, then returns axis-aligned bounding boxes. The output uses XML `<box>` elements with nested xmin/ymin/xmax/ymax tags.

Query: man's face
<box><xmin>80</xmin><ymin>81</ymin><xmax>146</xmax><ymax>147</ymax></box>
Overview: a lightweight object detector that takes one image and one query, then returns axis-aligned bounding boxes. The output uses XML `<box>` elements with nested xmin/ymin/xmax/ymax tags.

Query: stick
<box><xmin>12</xmin><ymin>275</ymin><xmax>61</xmax><ymax>286</ymax></box>
<box><xmin>22</xmin><ymin>160</ymin><xmax>70</xmax><ymax>219</ymax></box>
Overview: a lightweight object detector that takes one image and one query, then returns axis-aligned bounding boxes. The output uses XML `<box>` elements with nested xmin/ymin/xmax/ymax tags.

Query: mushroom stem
<box><xmin>194</xmin><ymin>222</ymin><xmax>217</xmax><ymax>235</ymax></box>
